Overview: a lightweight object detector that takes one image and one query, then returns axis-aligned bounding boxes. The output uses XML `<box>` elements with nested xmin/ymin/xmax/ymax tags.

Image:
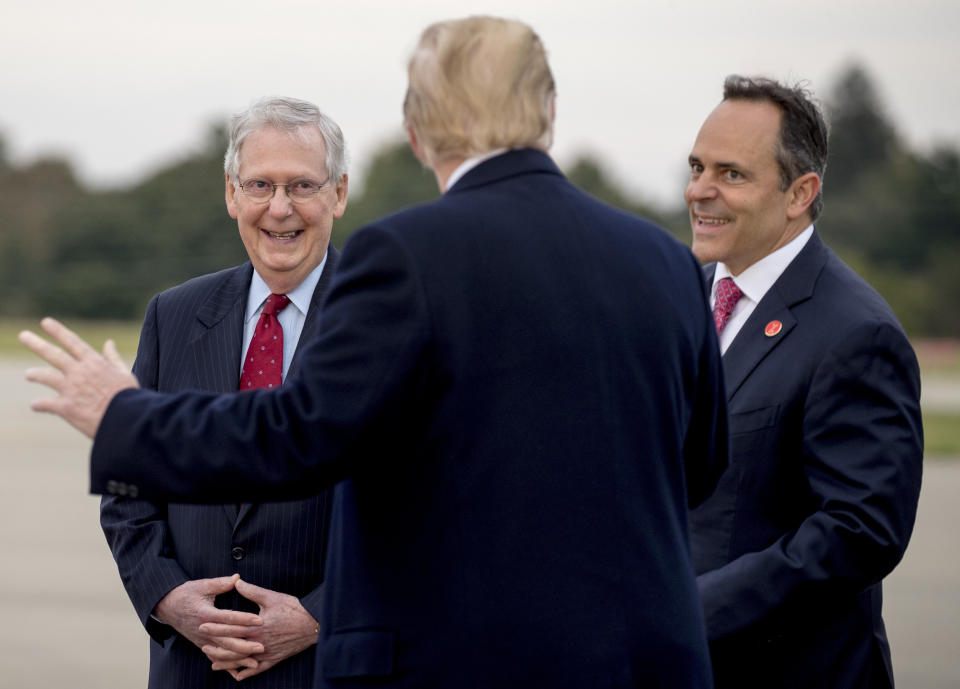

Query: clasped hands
<box><xmin>154</xmin><ymin>573</ymin><xmax>318</xmax><ymax>681</ymax></box>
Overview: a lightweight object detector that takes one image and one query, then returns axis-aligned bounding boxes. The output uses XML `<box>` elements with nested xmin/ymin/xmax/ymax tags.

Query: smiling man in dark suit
<box><xmin>22</xmin><ymin>16</ymin><xmax>727</xmax><ymax>688</ymax></box>
<box><xmin>685</xmin><ymin>75</ymin><xmax>923</xmax><ymax>688</ymax></box>
<box><xmin>99</xmin><ymin>96</ymin><xmax>347</xmax><ymax>687</ymax></box>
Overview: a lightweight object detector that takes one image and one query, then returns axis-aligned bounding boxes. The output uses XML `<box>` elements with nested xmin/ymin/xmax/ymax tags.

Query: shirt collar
<box><xmin>444</xmin><ymin>148</ymin><xmax>509</xmax><ymax>192</ymax></box>
<box><xmin>245</xmin><ymin>253</ymin><xmax>328</xmax><ymax>322</ymax></box>
<box><xmin>713</xmin><ymin>224</ymin><xmax>814</xmax><ymax>305</ymax></box>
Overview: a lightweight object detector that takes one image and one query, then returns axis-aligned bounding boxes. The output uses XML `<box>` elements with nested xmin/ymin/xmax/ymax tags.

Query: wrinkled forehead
<box><xmin>237</xmin><ymin>125</ymin><xmax>329</xmax><ymax>178</ymax></box>
<box><xmin>241</xmin><ymin>123</ymin><xmax>325</xmax><ymax>156</ymax></box>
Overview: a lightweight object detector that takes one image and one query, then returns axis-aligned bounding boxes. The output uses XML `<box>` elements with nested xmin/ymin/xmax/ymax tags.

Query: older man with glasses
<box><xmin>99</xmin><ymin>96</ymin><xmax>348</xmax><ymax>688</ymax></box>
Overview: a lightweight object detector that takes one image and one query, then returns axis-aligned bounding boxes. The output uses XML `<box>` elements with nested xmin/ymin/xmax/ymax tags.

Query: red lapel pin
<box><xmin>764</xmin><ymin>320</ymin><xmax>783</xmax><ymax>337</ymax></box>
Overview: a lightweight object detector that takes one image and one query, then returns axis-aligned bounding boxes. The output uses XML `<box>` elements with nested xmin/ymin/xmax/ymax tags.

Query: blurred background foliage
<box><xmin>1</xmin><ymin>63</ymin><xmax>957</xmax><ymax>336</ymax></box>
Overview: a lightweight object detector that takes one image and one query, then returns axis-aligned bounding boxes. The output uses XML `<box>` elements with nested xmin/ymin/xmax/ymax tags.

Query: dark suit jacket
<box><xmin>690</xmin><ymin>232</ymin><xmax>923</xmax><ymax>689</ymax></box>
<box><xmin>100</xmin><ymin>247</ymin><xmax>339</xmax><ymax>689</ymax></box>
<box><xmin>91</xmin><ymin>149</ymin><xmax>728</xmax><ymax>688</ymax></box>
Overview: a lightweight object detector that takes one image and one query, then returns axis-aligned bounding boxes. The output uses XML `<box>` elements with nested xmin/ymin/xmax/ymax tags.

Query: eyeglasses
<box><xmin>237</xmin><ymin>176</ymin><xmax>331</xmax><ymax>203</ymax></box>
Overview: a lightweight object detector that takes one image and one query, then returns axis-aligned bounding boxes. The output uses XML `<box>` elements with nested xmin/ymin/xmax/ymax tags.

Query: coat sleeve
<box><xmin>697</xmin><ymin>320</ymin><xmax>923</xmax><ymax>639</ymax></box>
<box><xmin>99</xmin><ymin>294</ymin><xmax>189</xmax><ymax>643</ymax></box>
<box><xmin>90</xmin><ymin>225</ymin><xmax>432</xmax><ymax>504</ymax></box>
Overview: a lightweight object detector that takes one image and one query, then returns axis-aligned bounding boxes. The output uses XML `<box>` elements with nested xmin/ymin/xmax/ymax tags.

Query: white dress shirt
<box><xmin>241</xmin><ymin>254</ymin><xmax>327</xmax><ymax>380</ymax></box>
<box><xmin>710</xmin><ymin>225</ymin><xmax>814</xmax><ymax>354</ymax></box>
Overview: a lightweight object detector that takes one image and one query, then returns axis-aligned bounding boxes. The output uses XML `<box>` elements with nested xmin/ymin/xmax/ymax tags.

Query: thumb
<box><xmin>202</xmin><ymin>573</ymin><xmax>241</xmax><ymax>595</ymax></box>
<box><xmin>103</xmin><ymin>339</ymin><xmax>128</xmax><ymax>370</ymax></box>
<box><xmin>235</xmin><ymin>578</ymin><xmax>271</xmax><ymax>604</ymax></box>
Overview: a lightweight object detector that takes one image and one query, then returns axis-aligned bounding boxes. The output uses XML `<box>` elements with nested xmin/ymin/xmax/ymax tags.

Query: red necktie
<box><xmin>240</xmin><ymin>294</ymin><xmax>291</xmax><ymax>390</ymax></box>
<box><xmin>712</xmin><ymin>277</ymin><xmax>743</xmax><ymax>334</ymax></box>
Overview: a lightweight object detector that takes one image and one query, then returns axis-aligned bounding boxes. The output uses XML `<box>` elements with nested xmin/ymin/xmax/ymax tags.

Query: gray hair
<box><xmin>224</xmin><ymin>96</ymin><xmax>348</xmax><ymax>183</ymax></box>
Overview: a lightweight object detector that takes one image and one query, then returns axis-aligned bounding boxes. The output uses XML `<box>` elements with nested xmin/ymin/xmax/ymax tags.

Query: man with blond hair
<box><xmin>23</xmin><ymin>17</ymin><xmax>726</xmax><ymax>688</ymax></box>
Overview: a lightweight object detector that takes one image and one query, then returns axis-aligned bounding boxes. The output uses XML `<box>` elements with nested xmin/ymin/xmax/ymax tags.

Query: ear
<box><xmin>786</xmin><ymin>172</ymin><xmax>820</xmax><ymax>220</ymax></box>
<box><xmin>407</xmin><ymin>125</ymin><xmax>427</xmax><ymax>165</ymax></box>
<box><xmin>225</xmin><ymin>173</ymin><xmax>239</xmax><ymax>220</ymax></box>
<box><xmin>539</xmin><ymin>95</ymin><xmax>557</xmax><ymax>151</ymax></box>
<box><xmin>332</xmin><ymin>174</ymin><xmax>349</xmax><ymax>219</ymax></box>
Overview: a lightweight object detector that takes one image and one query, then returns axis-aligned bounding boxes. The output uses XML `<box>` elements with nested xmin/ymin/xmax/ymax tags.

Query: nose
<box><xmin>267</xmin><ymin>185</ymin><xmax>294</xmax><ymax>217</ymax></box>
<box><xmin>685</xmin><ymin>172</ymin><xmax>716</xmax><ymax>206</ymax></box>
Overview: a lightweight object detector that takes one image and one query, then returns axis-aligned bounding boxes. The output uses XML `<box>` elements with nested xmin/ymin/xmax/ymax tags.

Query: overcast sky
<box><xmin>2</xmin><ymin>0</ymin><xmax>957</xmax><ymax>207</ymax></box>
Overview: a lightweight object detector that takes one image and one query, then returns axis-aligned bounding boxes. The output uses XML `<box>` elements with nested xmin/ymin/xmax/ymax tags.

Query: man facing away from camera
<box><xmin>686</xmin><ymin>75</ymin><xmax>923</xmax><ymax>688</ymax></box>
<box><xmin>22</xmin><ymin>16</ymin><xmax>727</xmax><ymax>688</ymax></box>
<box><xmin>100</xmin><ymin>96</ymin><xmax>347</xmax><ymax>687</ymax></box>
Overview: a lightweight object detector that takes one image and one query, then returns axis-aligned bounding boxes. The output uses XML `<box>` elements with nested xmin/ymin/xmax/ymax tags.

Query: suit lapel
<box><xmin>187</xmin><ymin>263</ymin><xmax>251</xmax><ymax>526</ymax></box>
<box><xmin>717</xmin><ymin>232</ymin><xmax>829</xmax><ymax>400</ymax></box>
<box><xmin>722</xmin><ymin>294</ymin><xmax>797</xmax><ymax>398</ymax></box>
<box><xmin>192</xmin><ymin>264</ymin><xmax>252</xmax><ymax>392</ymax></box>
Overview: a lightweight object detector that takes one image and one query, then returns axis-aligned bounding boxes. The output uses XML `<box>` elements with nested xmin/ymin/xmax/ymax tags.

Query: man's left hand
<box><xmin>199</xmin><ymin>578</ymin><xmax>319</xmax><ymax>681</ymax></box>
<box><xmin>19</xmin><ymin>317</ymin><xmax>138</xmax><ymax>438</ymax></box>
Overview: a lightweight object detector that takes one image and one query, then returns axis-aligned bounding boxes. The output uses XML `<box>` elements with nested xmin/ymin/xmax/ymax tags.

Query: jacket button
<box><xmin>231</xmin><ymin>546</ymin><xmax>246</xmax><ymax>561</ymax></box>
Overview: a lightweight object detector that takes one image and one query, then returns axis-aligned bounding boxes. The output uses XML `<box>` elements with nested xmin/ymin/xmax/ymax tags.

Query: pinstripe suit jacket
<box><xmin>100</xmin><ymin>247</ymin><xmax>339</xmax><ymax>689</ymax></box>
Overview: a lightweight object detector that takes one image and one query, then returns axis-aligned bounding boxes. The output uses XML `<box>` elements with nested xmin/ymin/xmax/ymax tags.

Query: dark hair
<box><xmin>723</xmin><ymin>75</ymin><xmax>829</xmax><ymax>220</ymax></box>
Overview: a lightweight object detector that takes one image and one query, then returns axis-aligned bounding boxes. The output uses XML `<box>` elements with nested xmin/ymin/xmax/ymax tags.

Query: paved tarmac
<box><xmin>1</xmin><ymin>359</ymin><xmax>957</xmax><ymax>687</ymax></box>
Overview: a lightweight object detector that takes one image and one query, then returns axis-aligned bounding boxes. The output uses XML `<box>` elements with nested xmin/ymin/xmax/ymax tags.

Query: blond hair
<box><xmin>403</xmin><ymin>16</ymin><xmax>555</xmax><ymax>165</ymax></box>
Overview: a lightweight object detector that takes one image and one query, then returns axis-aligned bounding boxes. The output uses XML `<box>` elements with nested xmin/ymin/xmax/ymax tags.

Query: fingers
<box><xmin>199</xmin><ymin>621</ymin><xmax>262</xmax><ymax>638</ymax></box>
<box><xmin>231</xmin><ymin>668</ymin><xmax>253</xmax><ymax>681</ymax></box>
<box><xmin>199</xmin><ymin>607</ymin><xmax>263</xmax><ymax>628</ymax></box>
<box><xmin>232</xmin><ymin>660</ymin><xmax>274</xmax><ymax>681</ymax></box>
<box><xmin>103</xmin><ymin>339</ymin><xmax>128</xmax><ymax>370</ymax></box>
<box><xmin>201</xmin><ymin>573</ymin><xmax>242</xmax><ymax>595</ymax></box>
<box><xmin>29</xmin><ymin>396</ymin><xmax>69</xmax><ymax>416</ymax></box>
<box><xmin>18</xmin><ymin>330</ymin><xmax>75</xmax><ymax>373</ymax></box>
<box><xmin>24</xmin><ymin>366</ymin><xmax>65</xmax><ymax>389</ymax></box>
<box><xmin>210</xmin><ymin>654</ymin><xmax>259</xmax><ymax>671</ymax></box>
<box><xmin>40</xmin><ymin>317</ymin><xmax>98</xmax><ymax>361</ymax></box>
<box><xmin>24</xmin><ymin>367</ymin><xmax>71</xmax><ymax>416</ymax></box>
<box><xmin>202</xmin><ymin>644</ymin><xmax>251</xmax><ymax>662</ymax></box>
<box><xmin>235</xmin><ymin>578</ymin><xmax>270</xmax><ymax>604</ymax></box>
<box><xmin>203</xmin><ymin>637</ymin><xmax>265</xmax><ymax>657</ymax></box>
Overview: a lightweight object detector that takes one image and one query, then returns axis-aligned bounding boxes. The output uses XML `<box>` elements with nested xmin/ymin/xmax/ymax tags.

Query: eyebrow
<box><xmin>689</xmin><ymin>154</ymin><xmax>743</xmax><ymax>170</ymax></box>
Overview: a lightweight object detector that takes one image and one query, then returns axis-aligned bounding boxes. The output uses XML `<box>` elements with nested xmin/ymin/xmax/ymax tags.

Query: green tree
<box><xmin>565</xmin><ymin>154</ymin><xmax>676</xmax><ymax>234</ymax></box>
<box><xmin>819</xmin><ymin>63</ymin><xmax>960</xmax><ymax>336</ymax></box>
<box><xmin>0</xmin><ymin>157</ymin><xmax>85</xmax><ymax>315</ymax></box>
<box><xmin>0</xmin><ymin>132</ymin><xmax>9</xmax><ymax>171</ymax></box>
<box><xmin>9</xmin><ymin>124</ymin><xmax>243</xmax><ymax>320</ymax></box>
<box><xmin>824</xmin><ymin>63</ymin><xmax>901</xmax><ymax>196</ymax></box>
<box><xmin>333</xmin><ymin>140</ymin><xmax>438</xmax><ymax>247</ymax></box>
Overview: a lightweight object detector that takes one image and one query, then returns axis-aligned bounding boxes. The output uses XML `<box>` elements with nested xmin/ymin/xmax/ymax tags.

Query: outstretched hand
<box><xmin>18</xmin><ymin>317</ymin><xmax>138</xmax><ymax>438</ymax></box>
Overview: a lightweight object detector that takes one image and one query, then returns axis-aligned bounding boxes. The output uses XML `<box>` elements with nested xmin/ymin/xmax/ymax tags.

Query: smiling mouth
<box><xmin>693</xmin><ymin>214</ymin><xmax>730</xmax><ymax>227</ymax></box>
<box><xmin>263</xmin><ymin>229</ymin><xmax>302</xmax><ymax>239</ymax></box>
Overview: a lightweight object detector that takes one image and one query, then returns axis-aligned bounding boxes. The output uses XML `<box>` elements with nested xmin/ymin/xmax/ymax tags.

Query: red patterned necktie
<box><xmin>240</xmin><ymin>293</ymin><xmax>291</xmax><ymax>391</ymax></box>
<box><xmin>712</xmin><ymin>277</ymin><xmax>743</xmax><ymax>334</ymax></box>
